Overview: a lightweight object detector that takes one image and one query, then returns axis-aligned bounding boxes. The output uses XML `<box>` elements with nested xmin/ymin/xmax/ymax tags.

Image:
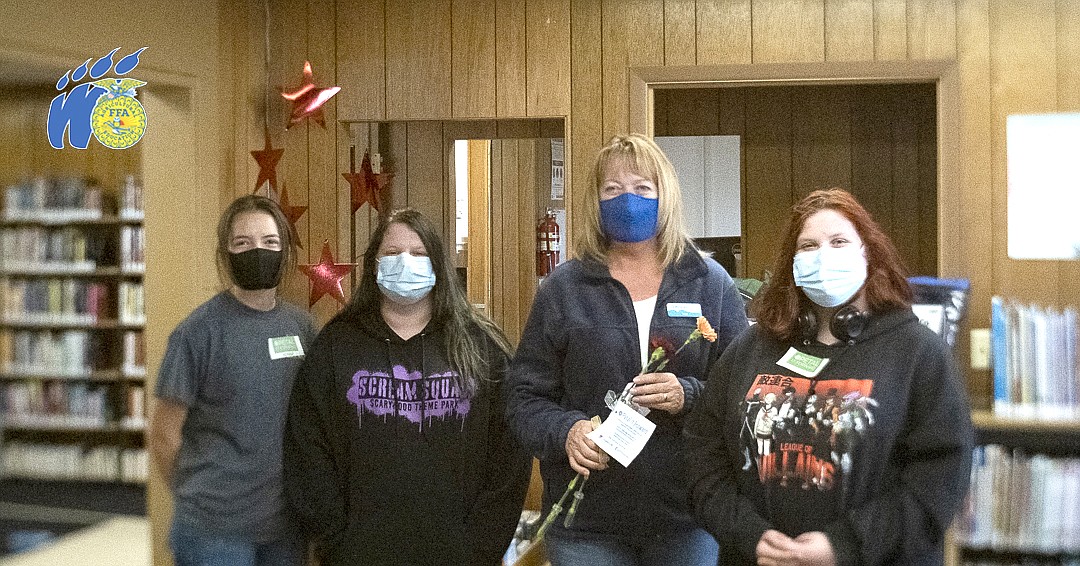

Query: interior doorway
<box><xmin>653</xmin><ymin>83</ymin><xmax>938</xmax><ymax>283</ymax></box>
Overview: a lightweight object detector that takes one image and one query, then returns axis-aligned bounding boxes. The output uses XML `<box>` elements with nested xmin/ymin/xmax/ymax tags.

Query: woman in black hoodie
<box><xmin>684</xmin><ymin>188</ymin><xmax>973</xmax><ymax>565</ymax></box>
<box><xmin>282</xmin><ymin>209</ymin><xmax>530</xmax><ymax>565</ymax></box>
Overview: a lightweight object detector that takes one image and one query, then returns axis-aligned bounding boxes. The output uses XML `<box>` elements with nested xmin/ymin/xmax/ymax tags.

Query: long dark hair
<box><xmin>753</xmin><ymin>188</ymin><xmax>912</xmax><ymax>340</ymax></box>
<box><xmin>215</xmin><ymin>194</ymin><xmax>296</xmax><ymax>288</ymax></box>
<box><xmin>339</xmin><ymin>209</ymin><xmax>511</xmax><ymax>395</ymax></box>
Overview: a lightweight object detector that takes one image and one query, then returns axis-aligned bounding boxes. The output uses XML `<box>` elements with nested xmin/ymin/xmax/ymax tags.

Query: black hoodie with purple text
<box><xmin>283</xmin><ymin>309</ymin><xmax>530</xmax><ymax>566</ymax></box>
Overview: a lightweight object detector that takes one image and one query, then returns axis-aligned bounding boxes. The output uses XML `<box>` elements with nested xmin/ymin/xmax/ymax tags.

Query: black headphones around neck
<box><xmin>798</xmin><ymin>302</ymin><xmax>869</xmax><ymax>344</ymax></box>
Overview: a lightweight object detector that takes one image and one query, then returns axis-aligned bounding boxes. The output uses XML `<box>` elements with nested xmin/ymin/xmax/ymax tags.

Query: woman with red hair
<box><xmin>685</xmin><ymin>188</ymin><xmax>973</xmax><ymax>565</ymax></box>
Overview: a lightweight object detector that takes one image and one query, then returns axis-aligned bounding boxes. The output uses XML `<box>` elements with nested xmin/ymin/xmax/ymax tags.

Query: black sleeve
<box><xmin>282</xmin><ymin>332</ymin><xmax>347</xmax><ymax>546</ymax></box>
<box><xmin>680</xmin><ymin>274</ymin><xmax>750</xmax><ymax>416</ymax></box>
<box><xmin>684</xmin><ymin>332</ymin><xmax>772</xmax><ymax>560</ymax></box>
<box><xmin>824</xmin><ymin>335</ymin><xmax>974</xmax><ymax>566</ymax></box>
<box><xmin>466</xmin><ymin>349</ymin><xmax>532</xmax><ymax>566</ymax></box>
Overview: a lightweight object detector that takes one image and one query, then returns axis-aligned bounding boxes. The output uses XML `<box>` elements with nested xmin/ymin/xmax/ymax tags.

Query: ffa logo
<box><xmin>47</xmin><ymin>47</ymin><xmax>148</xmax><ymax>150</ymax></box>
<box><xmin>90</xmin><ymin>79</ymin><xmax>147</xmax><ymax>149</ymax></box>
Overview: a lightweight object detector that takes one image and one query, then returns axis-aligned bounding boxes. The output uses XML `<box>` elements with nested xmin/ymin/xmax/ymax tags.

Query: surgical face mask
<box><xmin>228</xmin><ymin>248</ymin><xmax>283</xmax><ymax>290</ymax></box>
<box><xmin>599</xmin><ymin>192</ymin><xmax>659</xmax><ymax>243</ymax></box>
<box><xmin>376</xmin><ymin>252</ymin><xmax>436</xmax><ymax>305</ymax></box>
<box><xmin>793</xmin><ymin>245</ymin><xmax>867</xmax><ymax>308</ymax></box>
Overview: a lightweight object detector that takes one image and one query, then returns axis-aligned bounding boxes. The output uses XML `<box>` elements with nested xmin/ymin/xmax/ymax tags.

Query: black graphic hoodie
<box><xmin>282</xmin><ymin>310</ymin><xmax>531</xmax><ymax>566</ymax></box>
<box><xmin>684</xmin><ymin>309</ymin><xmax>973</xmax><ymax>565</ymax></box>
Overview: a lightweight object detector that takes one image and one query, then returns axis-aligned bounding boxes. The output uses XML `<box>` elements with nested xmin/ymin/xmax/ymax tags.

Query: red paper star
<box><xmin>275</xmin><ymin>183</ymin><xmax>307</xmax><ymax>249</ymax></box>
<box><xmin>298</xmin><ymin>240</ymin><xmax>356</xmax><ymax>306</ymax></box>
<box><xmin>281</xmin><ymin>61</ymin><xmax>340</xmax><ymax>129</ymax></box>
<box><xmin>344</xmin><ymin>152</ymin><xmax>394</xmax><ymax>213</ymax></box>
<box><xmin>251</xmin><ymin>127</ymin><xmax>284</xmax><ymax>194</ymax></box>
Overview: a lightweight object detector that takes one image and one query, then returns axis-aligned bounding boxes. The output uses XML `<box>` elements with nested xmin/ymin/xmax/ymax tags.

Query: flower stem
<box><xmin>535</xmin><ymin>472</ymin><xmax>580</xmax><ymax>542</ymax></box>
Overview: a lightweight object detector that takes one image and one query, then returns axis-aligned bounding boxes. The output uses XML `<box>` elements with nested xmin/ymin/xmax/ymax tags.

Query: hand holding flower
<box><xmin>565</xmin><ymin>419</ymin><xmax>609</xmax><ymax>476</ymax></box>
<box><xmin>630</xmin><ymin>372</ymin><xmax>683</xmax><ymax>413</ymax></box>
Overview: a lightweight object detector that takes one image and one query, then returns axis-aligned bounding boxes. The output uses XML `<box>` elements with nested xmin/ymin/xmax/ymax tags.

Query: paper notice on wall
<box><xmin>551</xmin><ymin>139</ymin><xmax>565</xmax><ymax>200</ymax></box>
<box><xmin>554</xmin><ymin>208</ymin><xmax>566</xmax><ymax>265</ymax></box>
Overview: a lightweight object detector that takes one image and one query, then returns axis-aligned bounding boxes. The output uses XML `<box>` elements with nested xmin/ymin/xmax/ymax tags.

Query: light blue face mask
<box><xmin>599</xmin><ymin>192</ymin><xmax>659</xmax><ymax>243</ymax></box>
<box><xmin>376</xmin><ymin>252</ymin><xmax>436</xmax><ymax>305</ymax></box>
<box><xmin>793</xmin><ymin>246</ymin><xmax>867</xmax><ymax>308</ymax></box>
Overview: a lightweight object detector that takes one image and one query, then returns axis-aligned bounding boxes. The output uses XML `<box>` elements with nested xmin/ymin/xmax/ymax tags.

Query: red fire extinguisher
<box><xmin>536</xmin><ymin>208</ymin><xmax>560</xmax><ymax>277</ymax></box>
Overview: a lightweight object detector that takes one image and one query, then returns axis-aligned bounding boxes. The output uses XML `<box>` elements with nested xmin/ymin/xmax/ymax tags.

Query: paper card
<box><xmin>776</xmin><ymin>347</ymin><xmax>829</xmax><ymax>378</ymax></box>
<box><xmin>586</xmin><ymin>402</ymin><xmax>657</xmax><ymax>467</ymax></box>
<box><xmin>268</xmin><ymin>335</ymin><xmax>304</xmax><ymax>360</ymax></box>
<box><xmin>666</xmin><ymin>302</ymin><xmax>702</xmax><ymax>318</ymax></box>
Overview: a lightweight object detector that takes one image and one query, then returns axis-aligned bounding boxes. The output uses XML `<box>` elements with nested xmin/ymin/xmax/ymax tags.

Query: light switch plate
<box><xmin>970</xmin><ymin>328</ymin><xmax>990</xmax><ymax>370</ymax></box>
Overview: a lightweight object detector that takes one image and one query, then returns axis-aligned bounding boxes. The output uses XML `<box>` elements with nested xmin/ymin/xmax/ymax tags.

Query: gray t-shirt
<box><xmin>156</xmin><ymin>291</ymin><xmax>315</xmax><ymax>541</ymax></box>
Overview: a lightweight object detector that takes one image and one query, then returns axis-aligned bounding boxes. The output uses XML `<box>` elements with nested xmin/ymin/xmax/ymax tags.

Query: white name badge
<box><xmin>268</xmin><ymin>336</ymin><xmax>305</xmax><ymax>360</ymax></box>
<box><xmin>666</xmin><ymin>302</ymin><xmax>702</xmax><ymax>318</ymax></box>
<box><xmin>776</xmin><ymin>347</ymin><xmax>829</xmax><ymax>378</ymax></box>
<box><xmin>586</xmin><ymin>402</ymin><xmax>657</xmax><ymax>468</ymax></box>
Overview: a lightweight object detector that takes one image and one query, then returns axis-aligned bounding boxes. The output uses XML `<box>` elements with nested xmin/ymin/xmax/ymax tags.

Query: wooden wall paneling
<box><xmin>490</xmin><ymin>140</ymin><xmax>506</xmax><ymax>327</ymax></box>
<box><xmin>663</xmin><ymin>0</ymin><xmax>696</xmax><ymax>66</ymax></box>
<box><xmin>497</xmin><ymin>140</ymin><xmax>522</xmax><ymax>340</ymax></box>
<box><xmin>849</xmin><ymin>85</ymin><xmax>895</xmax><ymax>235</ymax></box>
<box><xmin>906</xmin><ymin>0</ymin><xmax>957</xmax><ymax>60</ymax></box>
<box><xmin>889</xmin><ymin>83</ymin><xmax>926</xmax><ymax>275</ymax></box>
<box><xmin>452</xmin><ymin>0</ymin><xmax>496</xmax><ymax>118</ymax></box>
<box><xmin>873</xmin><ymin>0</ymin><xmax>909</xmax><ymax>60</ymax></box>
<box><xmin>516</xmin><ymin>139</ymin><xmax>541</xmax><ymax>341</ymax></box>
<box><xmin>1056</xmin><ymin>0</ymin><xmax>1080</xmax><ymax>307</ymax></box>
<box><xmin>308</xmin><ymin>0</ymin><xmax>343</xmax><ymax>324</ymax></box>
<box><xmin>526</xmin><ymin>0</ymin><xmax>571</xmax><ymax>117</ymax></box>
<box><xmin>790</xmin><ymin>85</ymin><xmax>852</xmax><ymax>198</ymax></box>
<box><xmin>404</xmin><ymin>121</ymin><xmax>447</xmax><ymax>237</ymax></box>
<box><xmin>696</xmin><ymin>0</ymin><xmax>752</xmax><ymax>65</ymax></box>
<box><xmin>496</xmin><ymin>119</ymin><xmax>541</xmax><ymax>139</ymax></box>
<box><xmin>340</xmin><ymin>123</ymin><xmax>374</xmax><ymax>283</ymax></box>
<box><xmin>751</xmin><ymin>0</ymin><xmax>826</xmax><ymax>64</ymax></box>
<box><xmin>466</xmin><ymin>139</ymin><xmax>492</xmax><ymax>310</ymax></box>
<box><xmin>336</xmin><ymin>0</ymin><xmax>387</xmax><ymax>120</ymax></box>
<box><xmin>743</xmin><ymin>87</ymin><xmax>794</xmax><ymax>282</ymax></box>
<box><xmin>273</xmin><ymin>0</ymin><xmax>311</xmax><ymax>311</ymax></box>
<box><xmin>915</xmin><ymin>83</ymin><xmax>938</xmax><ymax>278</ymax></box>
<box><xmin>655</xmin><ymin>89</ymin><xmax>720</xmax><ymax>136</ymax></box>
<box><xmin>825</xmin><ymin>0</ymin><xmax>875</xmax><ymax>61</ymax></box>
<box><xmin>601</xmin><ymin>0</ymin><xmax>664</xmax><ymax>138</ymax></box>
<box><xmin>237</xmin><ymin>0</ymin><xmax>261</xmax><ymax>201</ymax></box>
<box><xmin>989</xmin><ymin>0</ymin><xmax>1059</xmax><ymax>304</ymax></box>
<box><xmin>386</xmin><ymin>0</ymin><xmax>452</xmax><ymax>119</ymax></box>
<box><xmin>0</xmin><ymin>91</ymin><xmax>31</xmax><ymax>187</ymax></box>
<box><xmin>570</xmin><ymin>0</ymin><xmax>604</xmax><ymax>249</ymax></box>
<box><xmin>956</xmin><ymin>0</ymin><xmax>993</xmax><ymax>403</ymax></box>
<box><xmin>383</xmin><ymin>121</ymin><xmax>409</xmax><ymax>213</ymax></box>
<box><xmin>716</xmin><ymin>88</ymin><xmax>747</xmax><ymax>137</ymax></box>
<box><xmin>496</xmin><ymin>0</ymin><xmax>527</xmax><ymax>117</ymax></box>
<box><xmin>540</xmin><ymin>118</ymin><xmax>565</xmax><ymax>138</ymax></box>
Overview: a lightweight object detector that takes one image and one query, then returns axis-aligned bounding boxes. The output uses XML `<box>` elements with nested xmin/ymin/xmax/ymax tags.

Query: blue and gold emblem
<box><xmin>90</xmin><ymin>78</ymin><xmax>147</xmax><ymax>149</ymax></box>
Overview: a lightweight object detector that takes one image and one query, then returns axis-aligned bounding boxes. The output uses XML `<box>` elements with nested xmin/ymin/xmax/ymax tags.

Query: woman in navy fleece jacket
<box><xmin>506</xmin><ymin>134</ymin><xmax>749</xmax><ymax>566</ymax></box>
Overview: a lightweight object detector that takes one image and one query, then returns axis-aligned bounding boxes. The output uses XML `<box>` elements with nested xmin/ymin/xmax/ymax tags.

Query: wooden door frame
<box><xmin>629</xmin><ymin>60</ymin><xmax>961</xmax><ymax>277</ymax></box>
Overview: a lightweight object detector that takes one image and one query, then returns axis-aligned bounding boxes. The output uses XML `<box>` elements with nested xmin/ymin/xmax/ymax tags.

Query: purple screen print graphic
<box><xmin>347</xmin><ymin>365</ymin><xmax>471</xmax><ymax>431</ymax></box>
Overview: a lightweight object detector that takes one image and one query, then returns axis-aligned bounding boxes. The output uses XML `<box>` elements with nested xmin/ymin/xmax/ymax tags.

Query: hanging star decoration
<box><xmin>298</xmin><ymin>240</ymin><xmax>356</xmax><ymax>306</ymax></box>
<box><xmin>273</xmin><ymin>183</ymin><xmax>307</xmax><ymax>249</ymax></box>
<box><xmin>281</xmin><ymin>60</ymin><xmax>340</xmax><ymax>129</ymax></box>
<box><xmin>344</xmin><ymin>151</ymin><xmax>394</xmax><ymax>214</ymax></box>
<box><xmin>251</xmin><ymin>127</ymin><xmax>284</xmax><ymax>194</ymax></box>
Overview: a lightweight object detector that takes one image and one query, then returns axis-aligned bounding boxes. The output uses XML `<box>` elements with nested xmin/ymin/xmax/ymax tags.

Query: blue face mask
<box><xmin>376</xmin><ymin>252</ymin><xmax>436</xmax><ymax>305</ymax></box>
<box><xmin>599</xmin><ymin>193</ymin><xmax>659</xmax><ymax>243</ymax></box>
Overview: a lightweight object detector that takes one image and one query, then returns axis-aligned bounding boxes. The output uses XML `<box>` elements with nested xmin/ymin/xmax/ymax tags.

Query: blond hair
<box><xmin>575</xmin><ymin>133</ymin><xmax>693</xmax><ymax>268</ymax></box>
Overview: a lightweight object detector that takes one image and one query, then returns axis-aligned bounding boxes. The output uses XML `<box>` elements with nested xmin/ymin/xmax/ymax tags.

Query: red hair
<box><xmin>753</xmin><ymin>188</ymin><xmax>913</xmax><ymax>340</ymax></box>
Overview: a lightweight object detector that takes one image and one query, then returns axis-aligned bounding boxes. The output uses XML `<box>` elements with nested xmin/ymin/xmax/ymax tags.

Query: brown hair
<box><xmin>752</xmin><ymin>188</ymin><xmax>912</xmax><ymax>340</ymax></box>
<box><xmin>215</xmin><ymin>194</ymin><xmax>296</xmax><ymax>288</ymax></box>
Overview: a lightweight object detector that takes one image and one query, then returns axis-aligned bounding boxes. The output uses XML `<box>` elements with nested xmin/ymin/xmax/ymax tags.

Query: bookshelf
<box><xmin>0</xmin><ymin>176</ymin><xmax>148</xmax><ymax>484</ymax></box>
<box><xmin>950</xmin><ymin>298</ymin><xmax>1080</xmax><ymax>566</ymax></box>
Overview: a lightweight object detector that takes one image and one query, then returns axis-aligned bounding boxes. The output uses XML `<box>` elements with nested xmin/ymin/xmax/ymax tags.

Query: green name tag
<box><xmin>268</xmin><ymin>335</ymin><xmax>304</xmax><ymax>360</ymax></box>
<box><xmin>777</xmin><ymin>347</ymin><xmax>829</xmax><ymax>378</ymax></box>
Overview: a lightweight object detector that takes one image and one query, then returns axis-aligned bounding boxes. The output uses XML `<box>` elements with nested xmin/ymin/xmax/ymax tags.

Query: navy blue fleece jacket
<box><xmin>506</xmin><ymin>250</ymin><xmax>748</xmax><ymax>540</ymax></box>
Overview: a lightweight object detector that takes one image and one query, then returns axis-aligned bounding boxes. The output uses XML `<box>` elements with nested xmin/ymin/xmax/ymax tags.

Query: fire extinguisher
<box><xmin>536</xmin><ymin>208</ymin><xmax>560</xmax><ymax>277</ymax></box>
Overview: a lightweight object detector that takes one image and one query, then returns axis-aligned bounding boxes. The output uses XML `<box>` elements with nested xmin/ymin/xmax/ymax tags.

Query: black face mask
<box><xmin>228</xmin><ymin>248</ymin><xmax>283</xmax><ymax>290</ymax></box>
